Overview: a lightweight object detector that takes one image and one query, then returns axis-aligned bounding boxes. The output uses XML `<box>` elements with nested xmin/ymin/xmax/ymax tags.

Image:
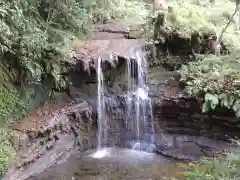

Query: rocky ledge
<box><xmin>4</xmin><ymin>96</ymin><xmax>94</xmax><ymax>180</ymax></box>
<box><xmin>70</xmin><ymin>20</ymin><xmax>151</xmax><ymax>77</ymax></box>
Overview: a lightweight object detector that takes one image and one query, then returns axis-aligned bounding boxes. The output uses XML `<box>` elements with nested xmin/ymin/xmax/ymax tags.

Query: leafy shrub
<box><xmin>178</xmin><ymin>55</ymin><xmax>240</xmax><ymax>117</ymax></box>
<box><xmin>0</xmin><ymin>0</ymin><xmax>90</xmax><ymax>90</ymax></box>
<box><xmin>0</xmin><ymin>123</ymin><xmax>16</xmax><ymax>176</ymax></box>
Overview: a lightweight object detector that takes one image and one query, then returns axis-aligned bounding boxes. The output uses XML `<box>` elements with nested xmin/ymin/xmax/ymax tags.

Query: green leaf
<box><xmin>219</xmin><ymin>93</ymin><xmax>227</xmax><ymax>107</ymax></box>
<box><xmin>236</xmin><ymin>109</ymin><xmax>240</xmax><ymax>118</ymax></box>
<box><xmin>233</xmin><ymin>99</ymin><xmax>240</xmax><ymax>112</ymax></box>
<box><xmin>219</xmin><ymin>94</ymin><xmax>234</xmax><ymax>109</ymax></box>
<box><xmin>186</xmin><ymin>81</ymin><xmax>193</xmax><ymax>85</ymax></box>
<box><xmin>204</xmin><ymin>93</ymin><xmax>216</xmax><ymax>102</ymax></box>
<box><xmin>202</xmin><ymin>101</ymin><xmax>209</xmax><ymax>113</ymax></box>
<box><xmin>229</xmin><ymin>95</ymin><xmax>235</xmax><ymax>107</ymax></box>
<box><xmin>204</xmin><ymin>93</ymin><xmax>219</xmax><ymax>110</ymax></box>
<box><xmin>182</xmin><ymin>171</ymin><xmax>191</xmax><ymax>177</ymax></box>
<box><xmin>210</xmin><ymin>100</ymin><xmax>218</xmax><ymax>110</ymax></box>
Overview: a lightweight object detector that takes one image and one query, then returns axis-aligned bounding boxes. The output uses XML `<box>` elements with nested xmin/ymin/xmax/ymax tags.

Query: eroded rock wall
<box><xmin>4</xmin><ymin>100</ymin><xmax>95</xmax><ymax>180</ymax></box>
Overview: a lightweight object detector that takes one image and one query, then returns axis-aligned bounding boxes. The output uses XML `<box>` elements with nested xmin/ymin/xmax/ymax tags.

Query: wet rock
<box><xmin>90</xmin><ymin>67</ymin><xmax>238</xmax><ymax>161</ymax></box>
<box><xmin>126</xmin><ymin>140</ymin><xmax>157</xmax><ymax>153</ymax></box>
<box><xmin>70</xmin><ymin>20</ymin><xmax>150</xmax><ymax>78</ymax></box>
<box><xmin>72</xmin><ymin>39</ymin><xmax>146</xmax><ymax>72</ymax></box>
<box><xmin>68</xmin><ymin>51</ymin><xmax>239</xmax><ymax>162</ymax></box>
<box><xmin>154</xmin><ymin>133</ymin><xmax>232</xmax><ymax>161</ymax></box>
<box><xmin>3</xmin><ymin>100</ymin><xmax>94</xmax><ymax>180</ymax></box>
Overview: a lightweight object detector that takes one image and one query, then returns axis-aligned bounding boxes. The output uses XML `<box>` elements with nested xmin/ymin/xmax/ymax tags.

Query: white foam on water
<box><xmin>90</xmin><ymin>148</ymin><xmax>109</xmax><ymax>159</ymax></box>
<box><xmin>132</xmin><ymin>142</ymin><xmax>141</xmax><ymax>150</ymax></box>
<box><xmin>136</xmin><ymin>87</ymin><xmax>148</xmax><ymax>100</ymax></box>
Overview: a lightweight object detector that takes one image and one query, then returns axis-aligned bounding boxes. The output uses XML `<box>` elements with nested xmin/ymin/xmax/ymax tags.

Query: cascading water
<box><xmin>126</xmin><ymin>50</ymin><xmax>155</xmax><ymax>150</ymax></box>
<box><xmin>92</xmin><ymin>57</ymin><xmax>108</xmax><ymax>158</ymax></box>
<box><xmin>93</xmin><ymin>49</ymin><xmax>154</xmax><ymax>158</ymax></box>
<box><xmin>91</xmin><ymin>57</ymin><xmax>109</xmax><ymax>158</ymax></box>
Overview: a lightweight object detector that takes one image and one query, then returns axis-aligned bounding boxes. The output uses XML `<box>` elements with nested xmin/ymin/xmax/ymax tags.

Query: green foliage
<box><xmin>0</xmin><ymin>0</ymin><xmax>91</xmax><ymax>90</ymax></box>
<box><xmin>178</xmin><ymin>55</ymin><xmax>240</xmax><ymax>117</ymax></box>
<box><xmin>168</xmin><ymin>0</ymin><xmax>240</xmax><ymax>50</ymax></box>
<box><xmin>0</xmin><ymin>63</ymin><xmax>36</xmax><ymax>120</ymax></box>
<box><xmin>179</xmin><ymin>140</ymin><xmax>240</xmax><ymax>180</ymax></box>
<box><xmin>0</xmin><ymin>123</ymin><xmax>16</xmax><ymax>176</ymax></box>
<box><xmin>0</xmin><ymin>67</ymin><xmax>33</xmax><ymax>176</ymax></box>
<box><xmin>84</xmin><ymin>0</ymin><xmax>148</xmax><ymax>23</ymax></box>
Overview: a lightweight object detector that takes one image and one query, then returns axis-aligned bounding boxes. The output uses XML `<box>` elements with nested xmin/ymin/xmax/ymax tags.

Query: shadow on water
<box><xmin>28</xmin><ymin>147</ymin><xmax>185</xmax><ymax>180</ymax></box>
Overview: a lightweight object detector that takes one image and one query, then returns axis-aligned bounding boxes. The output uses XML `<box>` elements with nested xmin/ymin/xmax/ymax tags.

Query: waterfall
<box><xmin>126</xmin><ymin>50</ymin><xmax>155</xmax><ymax>149</ymax></box>
<box><xmin>91</xmin><ymin>56</ymin><xmax>109</xmax><ymax>159</ymax></box>
<box><xmin>97</xmin><ymin>57</ymin><xmax>107</xmax><ymax>150</ymax></box>
<box><xmin>93</xmin><ymin>49</ymin><xmax>154</xmax><ymax>158</ymax></box>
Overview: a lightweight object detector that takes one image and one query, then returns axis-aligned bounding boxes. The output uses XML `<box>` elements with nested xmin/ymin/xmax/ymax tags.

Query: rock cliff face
<box><xmin>100</xmin><ymin>69</ymin><xmax>234</xmax><ymax>161</ymax></box>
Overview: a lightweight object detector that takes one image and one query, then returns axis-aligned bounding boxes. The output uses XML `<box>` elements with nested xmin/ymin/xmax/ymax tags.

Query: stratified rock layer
<box><xmin>4</xmin><ymin>99</ymin><xmax>94</xmax><ymax>180</ymax></box>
